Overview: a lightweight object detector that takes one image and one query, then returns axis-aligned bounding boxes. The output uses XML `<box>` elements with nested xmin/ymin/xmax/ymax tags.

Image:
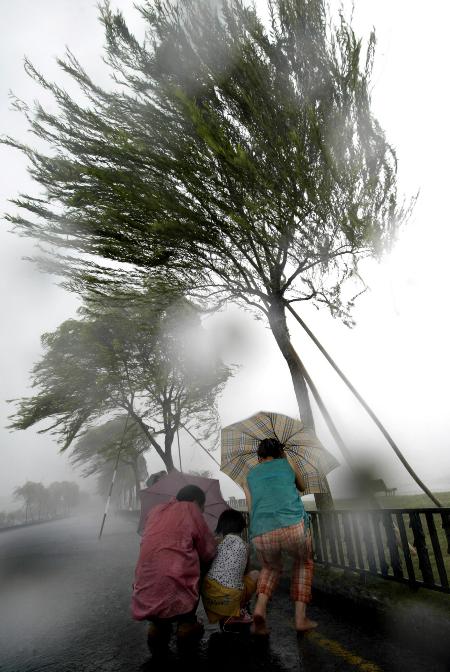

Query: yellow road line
<box><xmin>307</xmin><ymin>631</ymin><xmax>383</xmax><ymax>672</ymax></box>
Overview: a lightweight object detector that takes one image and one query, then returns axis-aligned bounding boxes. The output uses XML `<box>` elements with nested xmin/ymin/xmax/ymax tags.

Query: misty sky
<box><xmin>1</xmin><ymin>0</ymin><xmax>450</xmax><ymax>508</ymax></box>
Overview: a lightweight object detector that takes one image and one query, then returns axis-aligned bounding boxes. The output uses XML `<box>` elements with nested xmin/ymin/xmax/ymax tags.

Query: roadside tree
<box><xmin>13</xmin><ymin>481</ymin><xmax>46</xmax><ymax>522</ymax></box>
<box><xmin>4</xmin><ymin>1</ymin><xmax>407</xmax><ymax>505</ymax></box>
<box><xmin>59</xmin><ymin>481</ymin><xmax>81</xmax><ymax>514</ymax></box>
<box><xmin>96</xmin><ymin>458</ymin><xmax>147</xmax><ymax>510</ymax></box>
<box><xmin>70</xmin><ymin>415</ymin><xmax>149</xmax><ymax>499</ymax></box>
<box><xmin>10</xmin><ymin>292</ymin><xmax>230</xmax><ymax>471</ymax></box>
<box><xmin>4</xmin><ymin>0</ymin><xmax>404</xmax><ymax>420</ymax></box>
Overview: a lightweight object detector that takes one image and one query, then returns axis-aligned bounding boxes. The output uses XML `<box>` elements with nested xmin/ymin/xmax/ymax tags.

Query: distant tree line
<box><xmin>0</xmin><ymin>480</ymin><xmax>82</xmax><ymax>528</ymax></box>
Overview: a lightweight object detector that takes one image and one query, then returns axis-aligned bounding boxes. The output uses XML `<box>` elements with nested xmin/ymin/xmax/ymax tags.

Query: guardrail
<box><xmin>309</xmin><ymin>508</ymin><xmax>450</xmax><ymax>594</ymax></box>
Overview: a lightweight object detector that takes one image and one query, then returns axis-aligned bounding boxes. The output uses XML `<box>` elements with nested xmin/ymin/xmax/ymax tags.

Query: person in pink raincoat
<box><xmin>131</xmin><ymin>484</ymin><xmax>217</xmax><ymax>647</ymax></box>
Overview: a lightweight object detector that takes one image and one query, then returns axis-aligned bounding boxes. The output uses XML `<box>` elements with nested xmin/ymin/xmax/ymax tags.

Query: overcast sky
<box><xmin>1</xmin><ymin>0</ymin><xmax>450</xmax><ymax>508</ymax></box>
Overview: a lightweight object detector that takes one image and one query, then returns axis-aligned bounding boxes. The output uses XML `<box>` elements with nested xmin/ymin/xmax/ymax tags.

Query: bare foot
<box><xmin>295</xmin><ymin>618</ymin><xmax>318</xmax><ymax>632</ymax></box>
<box><xmin>251</xmin><ymin>613</ymin><xmax>270</xmax><ymax>636</ymax></box>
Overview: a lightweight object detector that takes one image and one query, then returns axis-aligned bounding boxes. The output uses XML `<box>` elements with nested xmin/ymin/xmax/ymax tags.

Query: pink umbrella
<box><xmin>137</xmin><ymin>470</ymin><xmax>230</xmax><ymax>534</ymax></box>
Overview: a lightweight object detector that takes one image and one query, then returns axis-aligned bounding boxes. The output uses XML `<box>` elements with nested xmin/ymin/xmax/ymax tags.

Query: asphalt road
<box><xmin>0</xmin><ymin>514</ymin><xmax>448</xmax><ymax>672</ymax></box>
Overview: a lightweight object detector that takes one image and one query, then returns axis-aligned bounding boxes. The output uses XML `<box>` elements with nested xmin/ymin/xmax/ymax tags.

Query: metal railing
<box><xmin>309</xmin><ymin>508</ymin><xmax>450</xmax><ymax>593</ymax></box>
<box><xmin>227</xmin><ymin>498</ymin><xmax>247</xmax><ymax>511</ymax></box>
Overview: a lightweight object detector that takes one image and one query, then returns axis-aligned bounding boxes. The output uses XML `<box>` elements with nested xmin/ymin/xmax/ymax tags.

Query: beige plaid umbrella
<box><xmin>221</xmin><ymin>411</ymin><xmax>339</xmax><ymax>494</ymax></box>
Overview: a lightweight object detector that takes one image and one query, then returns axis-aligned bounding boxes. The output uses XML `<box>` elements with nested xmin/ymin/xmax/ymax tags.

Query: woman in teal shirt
<box><xmin>244</xmin><ymin>438</ymin><xmax>317</xmax><ymax>635</ymax></box>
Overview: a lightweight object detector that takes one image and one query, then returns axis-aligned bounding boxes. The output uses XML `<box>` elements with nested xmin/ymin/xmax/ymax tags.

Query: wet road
<box><xmin>0</xmin><ymin>514</ymin><xmax>448</xmax><ymax>672</ymax></box>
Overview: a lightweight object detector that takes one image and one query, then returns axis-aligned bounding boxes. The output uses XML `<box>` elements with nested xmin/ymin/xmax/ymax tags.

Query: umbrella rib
<box><xmin>221</xmin><ymin>450</ymin><xmax>259</xmax><ymax>470</ymax></box>
<box><xmin>268</xmin><ymin>413</ymin><xmax>280</xmax><ymax>442</ymax></box>
<box><xmin>272</xmin><ymin>412</ymin><xmax>300</xmax><ymax>444</ymax></box>
<box><xmin>241</xmin><ymin>434</ymin><xmax>262</xmax><ymax>442</ymax></box>
<box><xmin>221</xmin><ymin>411</ymin><xmax>338</xmax><ymax>497</ymax></box>
<box><xmin>284</xmin><ymin>447</ymin><xmax>321</xmax><ymax>470</ymax></box>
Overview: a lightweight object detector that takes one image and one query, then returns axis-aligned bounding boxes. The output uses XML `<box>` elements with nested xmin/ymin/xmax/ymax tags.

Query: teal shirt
<box><xmin>247</xmin><ymin>459</ymin><xmax>306</xmax><ymax>539</ymax></box>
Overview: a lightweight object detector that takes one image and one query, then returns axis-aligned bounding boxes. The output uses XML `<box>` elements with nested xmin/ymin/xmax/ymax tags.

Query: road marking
<box><xmin>307</xmin><ymin>631</ymin><xmax>383</xmax><ymax>672</ymax></box>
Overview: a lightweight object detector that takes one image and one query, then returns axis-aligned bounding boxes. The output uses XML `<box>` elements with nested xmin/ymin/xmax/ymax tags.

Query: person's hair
<box><xmin>176</xmin><ymin>485</ymin><xmax>206</xmax><ymax>507</ymax></box>
<box><xmin>146</xmin><ymin>470</ymin><xmax>167</xmax><ymax>488</ymax></box>
<box><xmin>215</xmin><ymin>509</ymin><xmax>246</xmax><ymax>536</ymax></box>
<box><xmin>257</xmin><ymin>437</ymin><xmax>285</xmax><ymax>459</ymax></box>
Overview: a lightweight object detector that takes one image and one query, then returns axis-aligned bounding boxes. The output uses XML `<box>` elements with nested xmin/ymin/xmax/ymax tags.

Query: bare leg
<box><xmin>251</xmin><ymin>593</ymin><xmax>270</xmax><ymax>635</ymax></box>
<box><xmin>295</xmin><ymin>601</ymin><xmax>318</xmax><ymax>631</ymax></box>
<box><xmin>289</xmin><ymin>523</ymin><xmax>317</xmax><ymax>631</ymax></box>
<box><xmin>248</xmin><ymin>569</ymin><xmax>260</xmax><ymax>583</ymax></box>
<box><xmin>252</xmin><ymin>532</ymin><xmax>282</xmax><ymax>636</ymax></box>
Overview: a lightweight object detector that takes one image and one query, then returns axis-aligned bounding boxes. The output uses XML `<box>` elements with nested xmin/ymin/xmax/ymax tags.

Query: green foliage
<box><xmin>69</xmin><ymin>414</ymin><xmax>149</xmax><ymax>488</ymax></box>
<box><xmin>71</xmin><ymin>414</ymin><xmax>148</xmax><ymax>508</ymax></box>
<box><xmin>13</xmin><ymin>481</ymin><xmax>47</xmax><ymax>519</ymax></box>
<box><xmin>9</xmin><ymin>289</ymin><xmax>231</xmax><ymax>468</ymax></box>
<box><xmin>13</xmin><ymin>480</ymin><xmax>80</xmax><ymax>521</ymax></box>
<box><xmin>96</xmin><ymin>460</ymin><xmax>142</xmax><ymax>508</ymax></box>
<box><xmin>70</xmin><ymin>415</ymin><xmax>142</xmax><ymax>472</ymax></box>
<box><xmin>3</xmin><ymin>0</ymin><xmax>406</xmax><ymax>325</ymax></box>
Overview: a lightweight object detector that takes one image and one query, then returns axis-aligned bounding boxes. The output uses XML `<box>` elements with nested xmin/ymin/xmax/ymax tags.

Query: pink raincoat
<box><xmin>131</xmin><ymin>499</ymin><xmax>217</xmax><ymax>620</ymax></box>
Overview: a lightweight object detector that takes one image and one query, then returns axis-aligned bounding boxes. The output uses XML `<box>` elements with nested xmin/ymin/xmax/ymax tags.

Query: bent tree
<box><xmin>10</xmin><ymin>292</ymin><xmax>230</xmax><ymax>471</ymax></box>
<box><xmin>97</xmin><ymin>459</ymin><xmax>146</xmax><ymax>511</ymax></box>
<box><xmin>70</xmin><ymin>415</ymin><xmax>150</xmax><ymax>499</ymax></box>
<box><xmin>13</xmin><ymin>480</ymin><xmax>80</xmax><ymax>521</ymax></box>
<box><xmin>13</xmin><ymin>481</ymin><xmax>47</xmax><ymax>522</ymax></box>
<box><xmin>5</xmin><ymin>1</ymin><xmax>405</xmax><ymax>501</ymax></box>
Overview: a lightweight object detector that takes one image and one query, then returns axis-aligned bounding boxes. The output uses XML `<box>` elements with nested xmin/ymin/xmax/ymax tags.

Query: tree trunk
<box><xmin>267</xmin><ymin>298</ymin><xmax>315</xmax><ymax>428</ymax></box>
<box><xmin>164</xmin><ymin>430</ymin><xmax>175</xmax><ymax>471</ymax></box>
<box><xmin>127</xmin><ymin>407</ymin><xmax>174</xmax><ymax>471</ymax></box>
<box><xmin>268</xmin><ymin>297</ymin><xmax>334</xmax><ymax>510</ymax></box>
<box><xmin>131</xmin><ymin>459</ymin><xmax>141</xmax><ymax>508</ymax></box>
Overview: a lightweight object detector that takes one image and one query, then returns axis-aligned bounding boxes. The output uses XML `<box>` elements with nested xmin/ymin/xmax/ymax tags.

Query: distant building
<box><xmin>227</xmin><ymin>496</ymin><xmax>247</xmax><ymax>511</ymax></box>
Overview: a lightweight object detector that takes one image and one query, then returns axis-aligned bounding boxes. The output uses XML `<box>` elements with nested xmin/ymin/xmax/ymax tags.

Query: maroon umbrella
<box><xmin>137</xmin><ymin>470</ymin><xmax>230</xmax><ymax>534</ymax></box>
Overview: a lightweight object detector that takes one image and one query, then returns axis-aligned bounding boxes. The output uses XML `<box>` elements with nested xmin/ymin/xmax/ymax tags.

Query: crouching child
<box><xmin>201</xmin><ymin>509</ymin><xmax>259</xmax><ymax>629</ymax></box>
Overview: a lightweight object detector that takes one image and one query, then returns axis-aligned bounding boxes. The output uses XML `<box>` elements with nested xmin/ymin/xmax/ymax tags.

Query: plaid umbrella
<box><xmin>221</xmin><ymin>411</ymin><xmax>339</xmax><ymax>494</ymax></box>
<box><xmin>137</xmin><ymin>469</ymin><xmax>229</xmax><ymax>534</ymax></box>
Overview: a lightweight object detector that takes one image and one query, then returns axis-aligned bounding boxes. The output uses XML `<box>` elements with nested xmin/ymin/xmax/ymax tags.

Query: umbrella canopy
<box><xmin>221</xmin><ymin>411</ymin><xmax>339</xmax><ymax>494</ymax></box>
<box><xmin>137</xmin><ymin>470</ymin><xmax>229</xmax><ymax>534</ymax></box>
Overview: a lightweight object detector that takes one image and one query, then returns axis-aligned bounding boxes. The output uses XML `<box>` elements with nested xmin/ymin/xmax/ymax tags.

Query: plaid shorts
<box><xmin>252</xmin><ymin>519</ymin><xmax>313</xmax><ymax>603</ymax></box>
